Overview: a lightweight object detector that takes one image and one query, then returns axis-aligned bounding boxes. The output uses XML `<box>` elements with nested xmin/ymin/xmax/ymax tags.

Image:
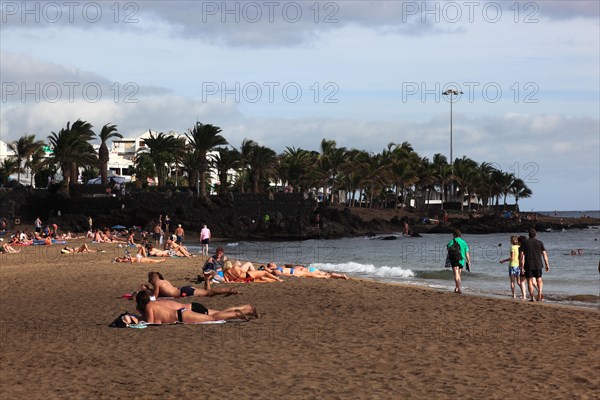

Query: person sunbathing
<box><xmin>164</xmin><ymin>238</ymin><xmax>194</xmax><ymax>257</ymax></box>
<box><xmin>0</xmin><ymin>243</ymin><xmax>20</xmax><ymax>254</ymax></box>
<box><xmin>264</xmin><ymin>262</ymin><xmax>349</xmax><ymax>280</ymax></box>
<box><xmin>135</xmin><ymin>290</ymin><xmax>257</xmax><ymax>324</ymax></box>
<box><xmin>114</xmin><ymin>254</ymin><xmax>167</xmax><ymax>263</ymax></box>
<box><xmin>221</xmin><ymin>263</ymin><xmax>282</xmax><ymax>283</ymax></box>
<box><xmin>143</xmin><ymin>271</ymin><xmax>238</xmax><ymax>298</ymax></box>
<box><xmin>61</xmin><ymin>244</ymin><xmax>102</xmax><ymax>254</ymax></box>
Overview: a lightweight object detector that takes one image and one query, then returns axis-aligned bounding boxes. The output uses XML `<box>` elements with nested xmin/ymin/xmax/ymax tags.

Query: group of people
<box><xmin>201</xmin><ymin>246</ymin><xmax>349</xmax><ymax>284</ymax></box>
<box><xmin>498</xmin><ymin>228</ymin><xmax>550</xmax><ymax>301</ymax></box>
<box><xmin>123</xmin><ymin>271</ymin><xmax>256</xmax><ymax>325</ymax></box>
<box><xmin>450</xmin><ymin>228</ymin><xmax>550</xmax><ymax>301</ymax></box>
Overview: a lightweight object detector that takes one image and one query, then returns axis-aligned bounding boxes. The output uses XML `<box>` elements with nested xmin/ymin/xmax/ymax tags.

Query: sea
<box><xmin>191</xmin><ymin>223</ymin><xmax>600</xmax><ymax>309</ymax></box>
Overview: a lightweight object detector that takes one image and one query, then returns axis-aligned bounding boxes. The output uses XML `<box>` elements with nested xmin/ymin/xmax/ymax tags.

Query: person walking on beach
<box><xmin>34</xmin><ymin>217</ymin><xmax>42</xmax><ymax>233</ymax></box>
<box><xmin>500</xmin><ymin>236</ymin><xmax>525</xmax><ymax>299</ymax></box>
<box><xmin>200</xmin><ymin>224</ymin><xmax>211</xmax><ymax>256</ymax></box>
<box><xmin>153</xmin><ymin>221</ymin><xmax>162</xmax><ymax>246</ymax></box>
<box><xmin>447</xmin><ymin>229</ymin><xmax>471</xmax><ymax>294</ymax></box>
<box><xmin>519</xmin><ymin>228</ymin><xmax>550</xmax><ymax>302</ymax></box>
<box><xmin>174</xmin><ymin>224</ymin><xmax>184</xmax><ymax>245</ymax></box>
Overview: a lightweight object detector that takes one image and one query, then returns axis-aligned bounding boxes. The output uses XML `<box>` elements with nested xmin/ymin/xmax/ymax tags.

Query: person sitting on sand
<box><xmin>135</xmin><ymin>290</ymin><xmax>257</xmax><ymax>324</ymax></box>
<box><xmin>146</xmin><ymin>243</ymin><xmax>190</xmax><ymax>258</ymax></box>
<box><xmin>61</xmin><ymin>244</ymin><xmax>103</xmax><ymax>254</ymax></box>
<box><xmin>220</xmin><ymin>262</ymin><xmax>283</xmax><ymax>283</ymax></box>
<box><xmin>0</xmin><ymin>242</ymin><xmax>20</xmax><ymax>254</ymax></box>
<box><xmin>143</xmin><ymin>271</ymin><xmax>238</xmax><ymax>298</ymax></box>
<box><xmin>264</xmin><ymin>263</ymin><xmax>349</xmax><ymax>280</ymax></box>
<box><xmin>202</xmin><ymin>246</ymin><xmax>229</xmax><ymax>278</ymax></box>
<box><xmin>164</xmin><ymin>237</ymin><xmax>194</xmax><ymax>257</ymax></box>
<box><xmin>114</xmin><ymin>254</ymin><xmax>167</xmax><ymax>263</ymax></box>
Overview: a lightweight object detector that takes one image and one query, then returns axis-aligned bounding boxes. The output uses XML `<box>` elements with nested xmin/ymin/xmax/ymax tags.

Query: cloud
<box><xmin>0</xmin><ymin>51</ymin><xmax>171</xmax><ymax>106</ymax></box>
<box><xmin>1</xmin><ymin>1</ymin><xmax>596</xmax><ymax>48</ymax></box>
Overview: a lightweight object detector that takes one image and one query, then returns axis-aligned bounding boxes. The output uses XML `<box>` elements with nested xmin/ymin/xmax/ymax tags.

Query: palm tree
<box><xmin>138</xmin><ymin>131</ymin><xmax>183</xmax><ymax>187</ymax></box>
<box><xmin>25</xmin><ymin>146</ymin><xmax>46</xmax><ymax>187</ymax></box>
<box><xmin>474</xmin><ymin>162</ymin><xmax>496</xmax><ymax>209</ymax></box>
<box><xmin>67</xmin><ymin>120</ymin><xmax>96</xmax><ymax>185</ymax></box>
<box><xmin>453</xmin><ymin>156</ymin><xmax>478</xmax><ymax>210</ymax></box>
<box><xmin>8</xmin><ymin>134</ymin><xmax>44</xmax><ymax>184</ymax></box>
<box><xmin>185</xmin><ymin>122</ymin><xmax>228</xmax><ymax>198</ymax></box>
<box><xmin>98</xmin><ymin>123</ymin><xmax>122</xmax><ymax>185</ymax></box>
<box><xmin>46</xmin><ymin>120</ymin><xmax>97</xmax><ymax>193</ymax></box>
<box><xmin>278</xmin><ymin>147</ymin><xmax>314</xmax><ymax>192</ymax></box>
<box><xmin>318</xmin><ymin>139</ymin><xmax>348</xmax><ymax>205</ymax></box>
<box><xmin>238</xmin><ymin>139</ymin><xmax>258</xmax><ymax>193</ymax></box>
<box><xmin>132</xmin><ymin>153</ymin><xmax>156</xmax><ymax>188</ymax></box>
<box><xmin>245</xmin><ymin>143</ymin><xmax>278</xmax><ymax>193</ymax></box>
<box><xmin>213</xmin><ymin>147</ymin><xmax>241</xmax><ymax>195</ymax></box>
<box><xmin>510</xmin><ymin>178</ymin><xmax>532</xmax><ymax>208</ymax></box>
<box><xmin>0</xmin><ymin>158</ymin><xmax>18</xmax><ymax>186</ymax></box>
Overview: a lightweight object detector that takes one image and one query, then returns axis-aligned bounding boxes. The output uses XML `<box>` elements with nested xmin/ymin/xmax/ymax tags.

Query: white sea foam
<box><xmin>311</xmin><ymin>262</ymin><xmax>415</xmax><ymax>278</ymax></box>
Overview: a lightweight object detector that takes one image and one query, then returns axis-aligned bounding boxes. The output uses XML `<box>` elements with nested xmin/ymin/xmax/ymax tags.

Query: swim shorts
<box><xmin>525</xmin><ymin>269</ymin><xmax>542</xmax><ymax>279</ymax></box>
<box><xmin>179</xmin><ymin>286</ymin><xmax>195</xmax><ymax>297</ymax></box>
<box><xmin>191</xmin><ymin>302</ymin><xmax>209</xmax><ymax>314</ymax></box>
<box><xmin>509</xmin><ymin>266</ymin><xmax>520</xmax><ymax>277</ymax></box>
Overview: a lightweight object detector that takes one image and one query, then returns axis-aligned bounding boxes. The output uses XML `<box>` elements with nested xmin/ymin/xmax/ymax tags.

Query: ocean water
<box><xmin>538</xmin><ymin>210</ymin><xmax>600</xmax><ymax>219</ymax></box>
<box><xmin>193</xmin><ymin>228</ymin><xmax>600</xmax><ymax>308</ymax></box>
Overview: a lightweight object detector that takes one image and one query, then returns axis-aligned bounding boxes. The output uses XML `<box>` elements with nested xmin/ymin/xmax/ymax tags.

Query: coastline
<box><xmin>1</xmin><ymin>242</ymin><xmax>598</xmax><ymax>398</ymax></box>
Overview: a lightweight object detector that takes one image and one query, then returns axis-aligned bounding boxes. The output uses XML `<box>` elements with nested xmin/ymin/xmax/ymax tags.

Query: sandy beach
<box><xmin>1</xmin><ymin>241</ymin><xmax>598</xmax><ymax>399</ymax></box>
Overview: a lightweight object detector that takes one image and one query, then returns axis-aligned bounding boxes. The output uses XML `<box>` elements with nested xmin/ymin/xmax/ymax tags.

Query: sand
<box><xmin>1</xmin><ymin>241</ymin><xmax>598</xmax><ymax>399</ymax></box>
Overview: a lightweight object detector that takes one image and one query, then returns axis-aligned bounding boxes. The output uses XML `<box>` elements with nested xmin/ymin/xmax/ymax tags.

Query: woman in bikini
<box><xmin>264</xmin><ymin>263</ymin><xmax>349</xmax><ymax>280</ymax></box>
<box><xmin>220</xmin><ymin>262</ymin><xmax>282</xmax><ymax>283</ymax></box>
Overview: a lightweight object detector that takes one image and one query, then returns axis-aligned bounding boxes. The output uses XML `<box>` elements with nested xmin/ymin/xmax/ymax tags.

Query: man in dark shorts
<box><xmin>519</xmin><ymin>228</ymin><xmax>550</xmax><ymax>302</ymax></box>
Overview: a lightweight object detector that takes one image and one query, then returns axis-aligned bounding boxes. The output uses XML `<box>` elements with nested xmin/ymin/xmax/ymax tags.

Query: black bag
<box><xmin>109</xmin><ymin>312</ymin><xmax>139</xmax><ymax>328</ymax></box>
<box><xmin>447</xmin><ymin>239</ymin><xmax>463</xmax><ymax>266</ymax></box>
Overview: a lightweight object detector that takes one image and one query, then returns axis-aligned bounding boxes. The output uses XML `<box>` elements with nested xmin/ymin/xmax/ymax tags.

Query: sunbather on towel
<box><xmin>143</xmin><ymin>271</ymin><xmax>238</xmax><ymax>298</ymax></box>
<box><xmin>221</xmin><ymin>263</ymin><xmax>283</xmax><ymax>283</ymax></box>
<box><xmin>61</xmin><ymin>244</ymin><xmax>102</xmax><ymax>254</ymax></box>
<box><xmin>263</xmin><ymin>262</ymin><xmax>349</xmax><ymax>280</ymax></box>
<box><xmin>146</xmin><ymin>243</ymin><xmax>190</xmax><ymax>258</ymax></box>
<box><xmin>114</xmin><ymin>255</ymin><xmax>167</xmax><ymax>263</ymax></box>
<box><xmin>0</xmin><ymin>243</ymin><xmax>20</xmax><ymax>254</ymax></box>
<box><xmin>135</xmin><ymin>290</ymin><xmax>257</xmax><ymax>324</ymax></box>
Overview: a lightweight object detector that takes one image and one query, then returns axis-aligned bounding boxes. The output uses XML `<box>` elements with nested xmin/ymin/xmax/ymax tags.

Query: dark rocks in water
<box><xmin>380</xmin><ymin>235</ymin><xmax>397</xmax><ymax>240</ymax></box>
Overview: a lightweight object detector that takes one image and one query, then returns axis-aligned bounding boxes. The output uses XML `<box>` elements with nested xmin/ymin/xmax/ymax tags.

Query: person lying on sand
<box><xmin>114</xmin><ymin>255</ymin><xmax>167</xmax><ymax>263</ymax></box>
<box><xmin>146</xmin><ymin>243</ymin><xmax>191</xmax><ymax>258</ymax></box>
<box><xmin>0</xmin><ymin>243</ymin><xmax>20</xmax><ymax>254</ymax></box>
<box><xmin>263</xmin><ymin>263</ymin><xmax>349</xmax><ymax>280</ymax></box>
<box><xmin>164</xmin><ymin>237</ymin><xmax>194</xmax><ymax>257</ymax></box>
<box><xmin>61</xmin><ymin>244</ymin><xmax>103</xmax><ymax>254</ymax></box>
<box><xmin>218</xmin><ymin>263</ymin><xmax>283</xmax><ymax>283</ymax></box>
<box><xmin>135</xmin><ymin>290</ymin><xmax>257</xmax><ymax>323</ymax></box>
<box><xmin>143</xmin><ymin>271</ymin><xmax>238</xmax><ymax>298</ymax></box>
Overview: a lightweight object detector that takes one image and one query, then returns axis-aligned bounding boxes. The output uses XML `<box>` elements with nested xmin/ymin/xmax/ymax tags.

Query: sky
<box><xmin>1</xmin><ymin>0</ymin><xmax>599</xmax><ymax>211</ymax></box>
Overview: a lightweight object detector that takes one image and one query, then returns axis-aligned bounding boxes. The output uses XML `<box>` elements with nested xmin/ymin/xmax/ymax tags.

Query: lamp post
<box><xmin>442</xmin><ymin>89</ymin><xmax>463</xmax><ymax>202</ymax></box>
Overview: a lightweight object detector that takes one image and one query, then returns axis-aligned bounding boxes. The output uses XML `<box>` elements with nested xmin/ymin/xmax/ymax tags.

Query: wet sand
<box><xmin>1</xmin><ymin>242</ymin><xmax>598</xmax><ymax>399</ymax></box>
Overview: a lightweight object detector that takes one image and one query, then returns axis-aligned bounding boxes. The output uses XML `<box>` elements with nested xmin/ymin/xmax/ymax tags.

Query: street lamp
<box><xmin>442</xmin><ymin>89</ymin><xmax>463</xmax><ymax>203</ymax></box>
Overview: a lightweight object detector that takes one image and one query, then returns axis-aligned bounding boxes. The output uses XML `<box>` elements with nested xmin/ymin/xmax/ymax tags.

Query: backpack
<box><xmin>447</xmin><ymin>239</ymin><xmax>463</xmax><ymax>266</ymax></box>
